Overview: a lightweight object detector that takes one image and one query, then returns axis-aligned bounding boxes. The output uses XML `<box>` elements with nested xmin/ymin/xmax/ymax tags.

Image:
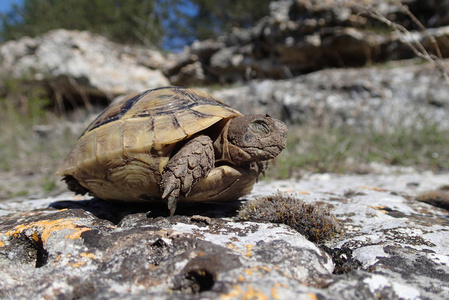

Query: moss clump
<box><xmin>416</xmin><ymin>190</ymin><xmax>449</xmax><ymax>210</ymax></box>
<box><xmin>237</xmin><ymin>193</ymin><xmax>340</xmax><ymax>243</ymax></box>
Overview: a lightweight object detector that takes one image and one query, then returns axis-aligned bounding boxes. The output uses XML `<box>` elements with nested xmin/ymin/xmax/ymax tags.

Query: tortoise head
<box><xmin>226</xmin><ymin>114</ymin><xmax>287</xmax><ymax>165</ymax></box>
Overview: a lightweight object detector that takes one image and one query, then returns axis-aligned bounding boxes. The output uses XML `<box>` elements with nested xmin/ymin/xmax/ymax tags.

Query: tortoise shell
<box><xmin>57</xmin><ymin>86</ymin><xmax>261</xmax><ymax>203</ymax></box>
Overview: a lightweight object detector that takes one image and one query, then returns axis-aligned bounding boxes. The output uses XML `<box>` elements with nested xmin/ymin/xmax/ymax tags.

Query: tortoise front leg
<box><xmin>161</xmin><ymin>135</ymin><xmax>215</xmax><ymax>215</ymax></box>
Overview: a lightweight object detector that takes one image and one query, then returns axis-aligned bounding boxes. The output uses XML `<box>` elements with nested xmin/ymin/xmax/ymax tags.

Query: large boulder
<box><xmin>209</xmin><ymin>59</ymin><xmax>449</xmax><ymax>131</ymax></box>
<box><xmin>0</xmin><ymin>29</ymin><xmax>169</xmax><ymax>100</ymax></box>
<box><xmin>166</xmin><ymin>0</ymin><xmax>449</xmax><ymax>85</ymax></box>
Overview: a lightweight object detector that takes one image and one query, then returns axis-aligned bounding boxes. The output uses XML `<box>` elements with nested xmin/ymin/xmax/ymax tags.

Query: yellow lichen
<box><xmin>244</xmin><ymin>269</ymin><xmax>253</xmax><ymax>276</ymax></box>
<box><xmin>65</xmin><ymin>227</ymin><xmax>91</xmax><ymax>240</ymax></box>
<box><xmin>5</xmin><ymin>219</ymin><xmax>91</xmax><ymax>244</ymax></box>
<box><xmin>307</xmin><ymin>292</ymin><xmax>318</xmax><ymax>300</ymax></box>
<box><xmin>371</xmin><ymin>205</ymin><xmax>388</xmax><ymax>214</ymax></box>
<box><xmin>242</xmin><ymin>266</ymin><xmax>273</xmax><ymax>278</ymax></box>
<box><xmin>220</xmin><ymin>285</ymin><xmax>243</xmax><ymax>300</ymax></box>
<box><xmin>271</xmin><ymin>287</ymin><xmax>279</xmax><ymax>300</ymax></box>
<box><xmin>359</xmin><ymin>186</ymin><xmax>388</xmax><ymax>192</ymax></box>
<box><xmin>273</xmin><ymin>282</ymin><xmax>288</xmax><ymax>288</ymax></box>
<box><xmin>244</xmin><ymin>244</ymin><xmax>253</xmax><ymax>258</ymax></box>
<box><xmin>258</xmin><ymin>266</ymin><xmax>271</xmax><ymax>273</ymax></box>
<box><xmin>241</xmin><ymin>285</ymin><xmax>268</xmax><ymax>300</ymax></box>
<box><xmin>71</xmin><ymin>261</ymin><xmax>87</xmax><ymax>268</ymax></box>
<box><xmin>31</xmin><ymin>231</ymin><xmax>40</xmax><ymax>242</ymax></box>
<box><xmin>226</xmin><ymin>242</ymin><xmax>238</xmax><ymax>251</ymax></box>
<box><xmin>80</xmin><ymin>252</ymin><xmax>96</xmax><ymax>259</ymax></box>
<box><xmin>220</xmin><ymin>285</ymin><xmax>268</xmax><ymax>300</ymax></box>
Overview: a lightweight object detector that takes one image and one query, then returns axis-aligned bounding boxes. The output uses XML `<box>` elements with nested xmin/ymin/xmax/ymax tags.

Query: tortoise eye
<box><xmin>250</xmin><ymin>120</ymin><xmax>270</xmax><ymax>134</ymax></box>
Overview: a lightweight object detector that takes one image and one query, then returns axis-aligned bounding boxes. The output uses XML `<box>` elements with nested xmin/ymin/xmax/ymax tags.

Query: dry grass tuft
<box><xmin>416</xmin><ymin>189</ymin><xmax>449</xmax><ymax>210</ymax></box>
<box><xmin>237</xmin><ymin>193</ymin><xmax>341</xmax><ymax>243</ymax></box>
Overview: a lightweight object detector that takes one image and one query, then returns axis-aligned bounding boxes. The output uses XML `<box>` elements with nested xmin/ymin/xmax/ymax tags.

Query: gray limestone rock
<box><xmin>1</xmin><ymin>172</ymin><xmax>448</xmax><ymax>299</ymax></box>
<box><xmin>167</xmin><ymin>0</ymin><xmax>449</xmax><ymax>85</ymax></box>
<box><xmin>211</xmin><ymin>60</ymin><xmax>449</xmax><ymax>131</ymax></box>
<box><xmin>0</xmin><ymin>29</ymin><xmax>169</xmax><ymax>99</ymax></box>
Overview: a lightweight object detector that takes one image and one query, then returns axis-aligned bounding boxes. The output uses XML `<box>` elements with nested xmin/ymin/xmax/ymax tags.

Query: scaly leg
<box><xmin>161</xmin><ymin>135</ymin><xmax>215</xmax><ymax>215</ymax></box>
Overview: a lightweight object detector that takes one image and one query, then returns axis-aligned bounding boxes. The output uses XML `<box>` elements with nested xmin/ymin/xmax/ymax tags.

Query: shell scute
<box><xmin>153</xmin><ymin>114</ymin><xmax>187</xmax><ymax>146</ymax></box>
<box><xmin>75</xmin><ymin>131</ymin><xmax>98</xmax><ymax>170</ymax></box>
<box><xmin>122</xmin><ymin>117</ymin><xmax>155</xmax><ymax>165</ymax></box>
<box><xmin>81</xmin><ymin>91</ymin><xmax>144</xmax><ymax>136</ymax></box>
<box><xmin>95</xmin><ymin>121</ymin><xmax>124</xmax><ymax>168</ymax></box>
<box><xmin>174</xmin><ymin>109</ymin><xmax>223</xmax><ymax>136</ymax></box>
<box><xmin>192</xmin><ymin>104</ymin><xmax>241</xmax><ymax>118</ymax></box>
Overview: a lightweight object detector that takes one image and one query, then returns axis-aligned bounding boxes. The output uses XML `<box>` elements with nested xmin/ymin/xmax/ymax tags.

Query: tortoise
<box><xmin>57</xmin><ymin>86</ymin><xmax>287</xmax><ymax>215</ymax></box>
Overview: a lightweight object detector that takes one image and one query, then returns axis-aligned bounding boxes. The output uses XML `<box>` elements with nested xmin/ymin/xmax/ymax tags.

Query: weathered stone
<box><xmin>2</xmin><ymin>1</ymin><xmax>448</xmax><ymax>90</ymax></box>
<box><xmin>0</xmin><ymin>29</ymin><xmax>169</xmax><ymax>100</ymax></box>
<box><xmin>168</xmin><ymin>61</ymin><xmax>206</xmax><ymax>86</ymax></box>
<box><xmin>210</xmin><ymin>59</ymin><xmax>449</xmax><ymax>131</ymax></box>
<box><xmin>167</xmin><ymin>0</ymin><xmax>449</xmax><ymax>85</ymax></box>
<box><xmin>0</xmin><ymin>195</ymin><xmax>333</xmax><ymax>299</ymax></box>
<box><xmin>1</xmin><ymin>172</ymin><xmax>449</xmax><ymax>299</ymax></box>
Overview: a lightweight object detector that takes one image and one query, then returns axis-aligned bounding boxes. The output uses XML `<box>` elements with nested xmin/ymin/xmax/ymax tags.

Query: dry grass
<box><xmin>265</xmin><ymin>123</ymin><xmax>449</xmax><ymax>179</ymax></box>
<box><xmin>237</xmin><ymin>193</ymin><xmax>341</xmax><ymax>243</ymax></box>
<box><xmin>347</xmin><ymin>0</ymin><xmax>449</xmax><ymax>84</ymax></box>
<box><xmin>0</xmin><ymin>91</ymin><xmax>82</xmax><ymax>199</ymax></box>
<box><xmin>416</xmin><ymin>189</ymin><xmax>449</xmax><ymax>210</ymax></box>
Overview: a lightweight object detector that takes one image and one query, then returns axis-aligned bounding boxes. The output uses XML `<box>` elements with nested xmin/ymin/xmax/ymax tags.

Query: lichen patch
<box><xmin>4</xmin><ymin>219</ymin><xmax>91</xmax><ymax>244</ymax></box>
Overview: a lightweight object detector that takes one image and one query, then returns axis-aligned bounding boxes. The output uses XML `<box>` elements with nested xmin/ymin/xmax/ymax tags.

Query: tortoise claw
<box><xmin>167</xmin><ymin>195</ymin><xmax>178</xmax><ymax>216</ymax></box>
<box><xmin>161</xmin><ymin>175</ymin><xmax>180</xmax><ymax>215</ymax></box>
<box><xmin>161</xmin><ymin>176</ymin><xmax>177</xmax><ymax>199</ymax></box>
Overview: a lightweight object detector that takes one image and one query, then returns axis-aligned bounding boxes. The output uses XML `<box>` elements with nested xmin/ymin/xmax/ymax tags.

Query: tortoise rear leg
<box><xmin>62</xmin><ymin>175</ymin><xmax>90</xmax><ymax>195</ymax></box>
<box><xmin>161</xmin><ymin>135</ymin><xmax>215</xmax><ymax>215</ymax></box>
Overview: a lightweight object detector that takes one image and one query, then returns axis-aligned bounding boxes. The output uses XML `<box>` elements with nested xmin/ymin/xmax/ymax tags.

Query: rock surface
<box><xmin>0</xmin><ymin>29</ymin><xmax>169</xmax><ymax>100</ymax></box>
<box><xmin>1</xmin><ymin>172</ymin><xmax>448</xmax><ymax>299</ymax></box>
<box><xmin>166</xmin><ymin>0</ymin><xmax>449</xmax><ymax>85</ymax></box>
<box><xmin>210</xmin><ymin>59</ymin><xmax>449</xmax><ymax>130</ymax></box>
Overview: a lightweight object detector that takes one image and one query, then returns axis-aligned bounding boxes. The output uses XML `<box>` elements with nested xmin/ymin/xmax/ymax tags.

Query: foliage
<box><xmin>169</xmin><ymin>0</ymin><xmax>271</xmax><ymax>46</ymax></box>
<box><xmin>0</xmin><ymin>0</ymin><xmax>165</xmax><ymax>46</ymax></box>
<box><xmin>0</xmin><ymin>0</ymin><xmax>271</xmax><ymax>49</ymax></box>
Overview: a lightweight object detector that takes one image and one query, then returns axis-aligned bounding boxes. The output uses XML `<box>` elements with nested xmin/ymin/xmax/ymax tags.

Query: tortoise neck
<box><xmin>213</xmin><ymin>117</ymin><xmax>253</xmax><ymax>166</ymax></box>
<box><xmin>213</xmin><ymin>119</ymin><xmax>235</xmax><ymax>165</ymax></box>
